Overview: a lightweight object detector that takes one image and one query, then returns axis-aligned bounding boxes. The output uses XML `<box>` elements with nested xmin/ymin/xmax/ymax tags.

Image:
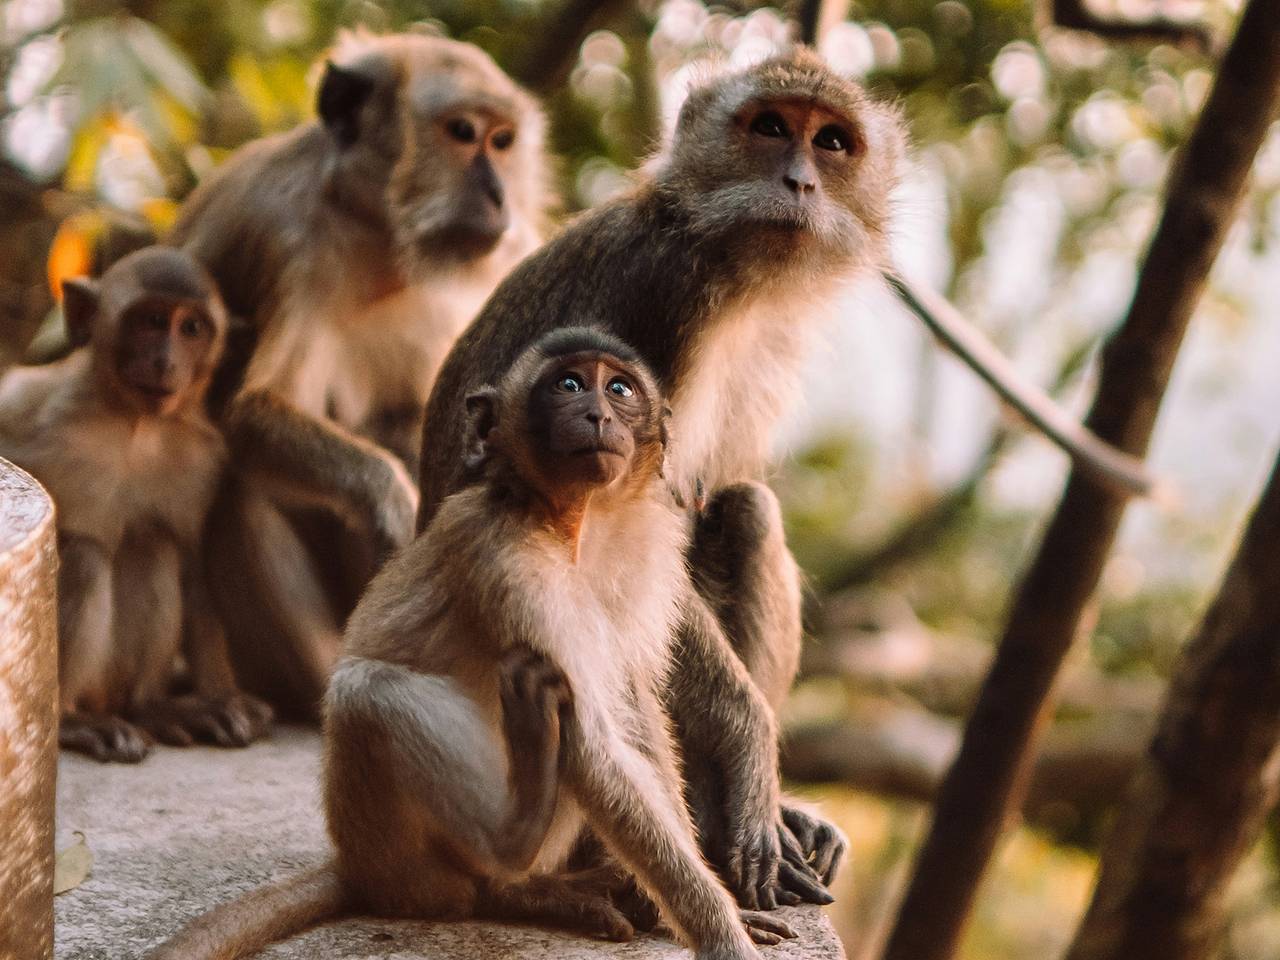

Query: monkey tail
<box><xmin>146</xmin><ymin>863</ymin><xmax>345</xmax><ymax>960</ymax></box>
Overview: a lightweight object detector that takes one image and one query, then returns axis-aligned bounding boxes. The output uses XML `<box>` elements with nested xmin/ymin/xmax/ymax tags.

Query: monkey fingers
<box><xmin>135</xmin><ymin>692</ymin><xmax>274</xmax><ymax>749</ymax></box>
<box><xmin>483</xmin><ymin>875</ymin><xmax>636</xmax><ymax>942</ymax></box>
<box><xmin>773</xmin><ymin>824</ymin><xmax>831</xmax><ymax>906</ymax></box>
<box><xmin>781</xmin><ymin>806</ymin><xmax>847</xmax><ymax>886</ymax></box>
<box><xmin>740</xmin><ymin>909</ymin><xmax>797</xmax><ymax>946</ymax></box>
<box><xmin>499</xmin><ymin>647</ymin><xmax>573</xmax><ymax>747</ymax></box>
<box><xmin>726</xmin><ymin>823</ymin><xmax>783</xmax><ymax>911</ymax></box>
<box><xmin>60</xmin><ymin>712</ymin><xmax>153</xmax><ymax>763</ymax></box>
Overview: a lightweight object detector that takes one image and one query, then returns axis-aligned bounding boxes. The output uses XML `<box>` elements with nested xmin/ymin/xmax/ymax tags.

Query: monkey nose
<box><xmin>784</xmin><ymin>172</ymin><xmax>816</xmax><ymax>195</ymax></box>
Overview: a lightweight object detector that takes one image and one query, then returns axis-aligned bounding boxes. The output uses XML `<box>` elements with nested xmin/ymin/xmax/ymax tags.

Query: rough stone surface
<box><xmin>55</xmin><ymin>726</ymin><xmax>846</xmax><ymax>959</ymax></box>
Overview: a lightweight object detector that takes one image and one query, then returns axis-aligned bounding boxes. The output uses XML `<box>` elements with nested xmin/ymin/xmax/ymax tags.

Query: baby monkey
<box><xmin>149</xmin><ymin>328</ymin><xmax>791</xmax><ymax>960</ymax></box>
<box><xmin>0</xmin><ymin>247</ymin><xmax>272</xmax><ymax>762</ymax></box>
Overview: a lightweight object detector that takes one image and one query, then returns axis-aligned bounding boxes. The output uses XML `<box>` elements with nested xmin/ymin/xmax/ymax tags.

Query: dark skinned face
<box><xmin>529</xmin><ymin>351</ymin><xmax>649</xmax><ymax>492</ymax></box>
<box><xmin>114</xmin><ymin>296</ymin><xmax>218</xmax><ymax>415</ymax></box>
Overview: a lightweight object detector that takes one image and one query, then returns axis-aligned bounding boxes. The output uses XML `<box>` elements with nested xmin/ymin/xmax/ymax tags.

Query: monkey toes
<box><xmin>60</xmin><ymin>712</ymin><xmax>153</xmax><ymax>763</ymax></box>
<box><xmin>134</xmin><ymin>692</ymin><xmax>275</xmax><ymax>749</ymax></box>
<box><xmin>741</xmin><ymin>909</ymin><xmax>798</xmax><ymax>946</ymax></box>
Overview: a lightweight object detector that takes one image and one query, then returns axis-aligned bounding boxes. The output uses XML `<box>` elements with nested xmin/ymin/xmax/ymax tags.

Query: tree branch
<box><xmin>879</xmin><ymin>1</ymin><xmax>1280</xmax><ymax>957</ymax></box>
<box><xmin>1048</xmin><ymin>0</ymin><xmax>1213</xmax><ymax>54</ymax></box>
<box><xmin>1065</xmin><ymin>447</ymin><xmax>1280</xmax><ymax>960</ymax></box>
<box><xmin>509</xmin><ymin>0</ymin><xmax>635</xmax><ymax>94</ymax></box>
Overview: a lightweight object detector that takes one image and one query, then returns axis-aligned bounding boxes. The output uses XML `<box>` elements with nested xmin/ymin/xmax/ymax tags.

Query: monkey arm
<box><xmin>561</xmin><ymin>703</ymin><xmax>759</xmax><ymax>960</ymax></box>
<box><xmin>223</xmin><ymin>391</ymin><xmax>417</xmax><ymax>559</ymax></box>
<box><xmin>666</xmin><ymin>593</ymin><xmax>833</xmax><ymax>910</ymax></box>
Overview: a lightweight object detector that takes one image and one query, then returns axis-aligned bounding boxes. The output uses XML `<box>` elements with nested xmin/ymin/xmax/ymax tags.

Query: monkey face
<box><xmin>317</xmin><ymin>35</ymin><xmax>546</xmax><ymax>275</ymax></box>
<box><xmin>390</xmin><ymin>99</ymin><xmax>518</xmax><ymax>261</ymax></box>
<box><xmin>529</xmin><ymin>352</ymin><xmax>650</xmax><ymax>490</ymax></box>
<box><xmin>667</xmin><ymin>52</ymin><xmax>903</xmax><ymax>259</ymax></box>
<box><xmin>112</xmin><ymin>298</ymin><xmax>220</xmax><ymax>415</ymax></box>
<box><xmin>64</xmin><ymin>247</ymin><xmax>226</xmax><ymax>418</ymax></box>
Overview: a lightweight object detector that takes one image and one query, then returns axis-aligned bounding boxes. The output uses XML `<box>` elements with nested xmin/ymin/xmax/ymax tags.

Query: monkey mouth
<box><xmin>571</xmin><ymin>445</ymin><xmax>625</xmax><ymax>458</ymax></box>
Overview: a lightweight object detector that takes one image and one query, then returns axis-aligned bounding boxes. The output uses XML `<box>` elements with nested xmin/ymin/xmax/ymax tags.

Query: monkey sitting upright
<box><xmin>148</xmin><ymin>328</ymin><xmax>793</xmax><ymax>960</ymax></box>
<box><xmin>0</xmin><ymin>247</ymin><xmax>273</xmax><ymax>762</ymax></box>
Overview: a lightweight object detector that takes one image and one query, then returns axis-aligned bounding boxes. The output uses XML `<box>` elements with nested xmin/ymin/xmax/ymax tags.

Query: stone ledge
<box><xmin>55</xmin><ymin>726</ymin><xmax>846</xmax><ymax>959</ymax></box>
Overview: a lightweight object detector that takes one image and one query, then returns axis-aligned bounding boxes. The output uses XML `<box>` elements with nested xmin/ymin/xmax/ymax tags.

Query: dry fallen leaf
<box><xmin>53</xmin><ymin>832</ymin><xmax>93</xmax><ymax>895</ymax></box>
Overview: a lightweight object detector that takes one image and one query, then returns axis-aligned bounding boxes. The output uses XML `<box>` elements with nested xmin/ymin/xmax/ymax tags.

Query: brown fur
<box><xmin>169</xmin><ymin>31</ymin><xmax>551</xmax><ymax>717</ymax></box>
<box><xmin>147</xmin><ymin>330</ymin><xmax>795</xmax><ymax>960</ymax></box>
<box><xmin>0</xmin><ymin>248</ymin><xmax>272</xmax><ymax>762</ymax></box>
<box><xmin>416</xmin><ymin>47</ymin><xmax>890</xmax><ymax>906</ymax></box>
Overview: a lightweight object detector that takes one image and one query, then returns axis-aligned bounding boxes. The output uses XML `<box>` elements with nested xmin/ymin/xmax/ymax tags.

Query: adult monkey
<box><xmin>169</xmin><ymin>31</ymin><xmax>550</xmax><ymax>717</ymax></box>
<box><xmin>419</xmin><ymin>48</ymin><xmax>898</xmax><ymax>909</ymax></box>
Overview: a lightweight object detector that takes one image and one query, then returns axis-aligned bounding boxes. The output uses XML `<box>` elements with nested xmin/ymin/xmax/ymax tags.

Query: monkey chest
<box><xmin>51</xmin><ymin>422</ymin><xmax>222</xmax><ymax>550</ymax></box>
<box><xmin>302</xmin><ymin>286</ymin><xmax>471</xmax><ymax>450</ymax></box>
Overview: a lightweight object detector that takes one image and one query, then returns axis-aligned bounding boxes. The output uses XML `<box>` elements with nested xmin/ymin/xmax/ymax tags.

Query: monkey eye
<box><xmin>145</xmin><ymin>312</ymin><xmax>168</xmax><ymax>331</ymax></box>
<box><xmin>607</xmin><ymin>378</ymin><xmax>633</xmax><ymax>398</ymax></box>
<box><xmin>491</xmin><ymin>128</ymin><xmax>515</xmax><ymax>150</ymax></box>
<box><xmin>813</xmin><ymin>125</ymin><xmax>854</xmax><ymax>153</ymax></box>
<box><xmin>557</xmin><ymin>375</ymin><xmax>584</xmax><ymax>393</ymax></box>
<box><xmin>179</xmin><ymin>316</ymin><xmax>204</xmax><ymax>338</ymax></box>
<box><xmin>446</xmin><ymin>118</ymin><xmax>477</xmax><ymax>144</ymax></box>
<box><xmin>750</xmin><ymin>111</ymin><xmax>790</xmax><ymax>139</ymax></box>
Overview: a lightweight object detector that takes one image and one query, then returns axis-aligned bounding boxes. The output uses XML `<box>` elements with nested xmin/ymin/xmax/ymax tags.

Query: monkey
<box><xmin>416</xmin><ymin>47</ymin><xmax>885</xmax><ymax>909</ymax></box>
<box><xmin>167</xmin><ymin>30</ymin><xmax>551</xmax><ymax>718</ymax></box>
<box><xmin>0</xmin><ymin>247</ymin><xmax>273</xmax><ymax>763</ymax></box>
<box><xmin>147</xmin><ymin>328</ymin><xmax>796</xmax><ymax>960</ymax></box>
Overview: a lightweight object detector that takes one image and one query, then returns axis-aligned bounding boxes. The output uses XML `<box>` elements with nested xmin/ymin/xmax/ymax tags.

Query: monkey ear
<box><xmin>61</xmin><ymin>278</ymin><xmax>100</xmax><ymax>348</ymax></box>
<box><xmin>657</xmin><ymin>405</ymin><xmax>672</xmax><ymax>480</ymax></box>
<box><xmin>318</xmin><ymin>61</ymin><xmax>375</xmax><ymax>147</ymax></box>
<box><xmin>463</xmin><ymin>388</ymin><xmax>499</xmax><ymax>472</ymax></box>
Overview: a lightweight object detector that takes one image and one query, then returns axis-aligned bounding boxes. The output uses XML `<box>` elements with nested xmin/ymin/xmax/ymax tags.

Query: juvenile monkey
<box><xmin>148</xmin><ymin>328</ymin><xmax>793</xmax><ymax>960</ymax></box>
<box><xmin>169</xmin><ymin>31</ymin><xmax>550</xmax><ymax>716</ymax></box>
<box><xmin>418</xmin><ymin>48</ymin><xmax>888</xmax><ymax>906</ymax></box>
<box><xmin>0</xmin><ymin>248</ymin><xmax>272</xmax><ymax>762</ymax></box>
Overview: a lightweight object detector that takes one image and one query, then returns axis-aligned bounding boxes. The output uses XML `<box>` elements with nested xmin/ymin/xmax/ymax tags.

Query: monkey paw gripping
<box><xmin>134</xmin><ymin>692</ymin><xmax>274</xmax><ymax>749</ymax></box>
<box><xmin>60</xmin><ymin>713</ymin><xmax>153</xmax><ymax>764</ymax></box>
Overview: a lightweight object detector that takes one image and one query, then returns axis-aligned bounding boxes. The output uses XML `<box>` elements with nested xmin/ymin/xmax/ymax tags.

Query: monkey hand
<box><xmin>499</xmin><ymin>646</ymin><xmax>573</xmax><ymax>770</ymax></box>
<box><xmin>60</xmin><ymin>712</ymin><xmax>153</xmax><ymax>764</ymax></box>
<box><xmin>367</xmin><ymin>453</ymin><xmax>419</xmax><ymax>564</ymax></box>
<box><xmin>134</xmin><ymin>692</ymin><xmax>275</xmax><ymax>749</ymax></box>
<box><xmin>723</xmin><ymin>805</ymin><xmax>836</xmax><ymax>910</ymax></box>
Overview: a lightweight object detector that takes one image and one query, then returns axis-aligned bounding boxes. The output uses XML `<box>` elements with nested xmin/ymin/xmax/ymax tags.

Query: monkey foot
<box><xmin>741</xmin><ymin>910</ymin><xmax>797</xmax><ymax>946</ymax></box>
<box><xmin>60</xmin><ymin>712</ymin><xmax>153</xmax><ymax>763</ymax></box>
<box><xmin>134</xmin><ymin>692</ymin><xmax>275</xmax><ymax>748</ymax></box>
<box><xmin>484</xmin><ymin>874</ymin><xmax>636</xmax><ymax>943</ymax></box>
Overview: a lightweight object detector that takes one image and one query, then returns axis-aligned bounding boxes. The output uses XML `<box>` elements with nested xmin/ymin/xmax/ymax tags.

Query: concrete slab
<box><xmin>54</xmin><ymin>726</ymin><xmax>845</xmax><ymax>959</ymax></box>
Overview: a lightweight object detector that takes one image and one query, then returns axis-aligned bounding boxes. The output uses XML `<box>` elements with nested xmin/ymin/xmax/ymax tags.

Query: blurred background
<box><xmin>2</xmin><ymin>0</ymin><xmax>1276</xmax><ymax>957</ymax></box>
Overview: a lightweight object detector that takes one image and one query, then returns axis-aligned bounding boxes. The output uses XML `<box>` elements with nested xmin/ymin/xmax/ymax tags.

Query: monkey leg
<box><xmin>56</xmin><ymin>535</ymin><xmax>115</xmax><ymax>713</ymax></box>
<box><xmin>140</xmin><ymin>570</ymin><xmax>276</xmax><ymax>749</ymax></box>
<box><xmin>204</xmin><ymin>480</ymin><xmax>344</xmax><ymax>720</ymax></box>
<box><xmin>689</xmin><ymin>481</ymin><xmax>801</xmax><ymax>711</ymax></box>
<box><xmin>55</xmin><ymin>535</ymin><xmax>153</xmax><ymax>763</ymax></box>
<box><xmin>325</xmin><ymin>652</ymin><xmax>568</xmax><ymax>915</ymax></box>
<box><xmin>479</xmin><ymin>874</ymin><xmax>636</xmax><ymax>942</ymax></box>
<box><xmin>681</xmin><ymin>483</ymin><xmax>845</xmax><ymax>903</ymax></box>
